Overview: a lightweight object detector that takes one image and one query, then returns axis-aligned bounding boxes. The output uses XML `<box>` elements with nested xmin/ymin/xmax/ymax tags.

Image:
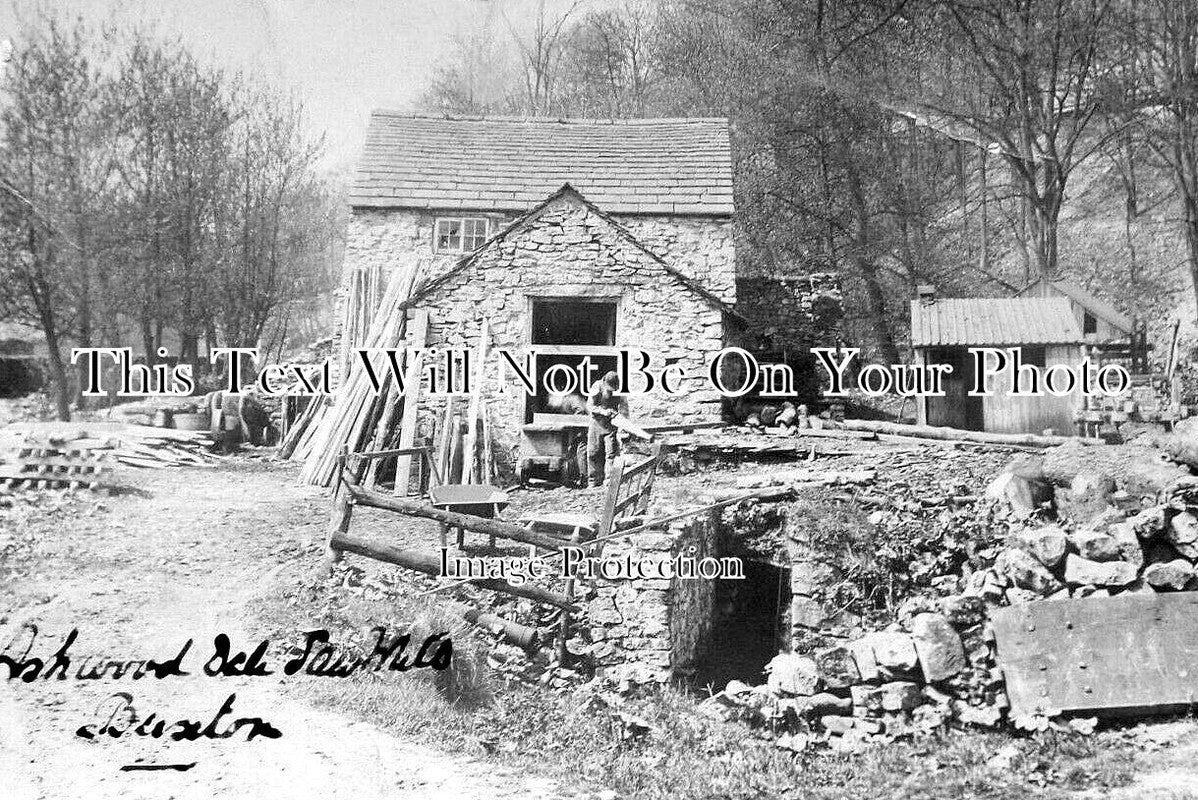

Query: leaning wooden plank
<box><xmin>393</xmin><ymin>308</ymin><xmax>430</xmax><ymax>495</ymax></box>
<box><xmin>331</xmin><ymin>529</ymin><xmax>578</xmax><ymax>611</ymax></box>
<box><xmin>461</xmin><ymin>319</ymin><xmax>490</xmax><ymax>484</ymax></box>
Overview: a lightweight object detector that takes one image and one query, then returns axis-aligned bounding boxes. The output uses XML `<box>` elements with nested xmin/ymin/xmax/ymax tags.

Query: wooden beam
<box><xmin>331</xmin><ymin>529</ymin><xmax>579</xmax><ymax>611</ymax></box>
<box><xmin>837</xmin><ymin>419</ymin><xmax>1099</xmax><ymax>447</ymax></box>
<box><xmin>344</xmin><ymin>479</ymin><xmax>570</xmax><ymax>553</ymax></box>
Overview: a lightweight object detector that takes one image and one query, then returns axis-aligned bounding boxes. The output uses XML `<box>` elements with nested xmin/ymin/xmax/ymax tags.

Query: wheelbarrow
<box><xmin>515</xmin><ymin>418</ymin><xmax>589</xmax><ymax>487</ymax></box>
<box><xmin>429</xmin><ymin>483</ymin><xmax>510</xmax><ymax>549</ymax></box>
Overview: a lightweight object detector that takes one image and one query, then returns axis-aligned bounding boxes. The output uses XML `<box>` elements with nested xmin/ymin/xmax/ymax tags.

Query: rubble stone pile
<box><xmin>700</xmin><ymin>441</ymin><xmax>1198</xmax><ymax>751</ymax></box>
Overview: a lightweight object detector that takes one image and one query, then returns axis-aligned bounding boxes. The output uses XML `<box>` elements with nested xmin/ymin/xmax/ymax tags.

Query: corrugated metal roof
<box><xmin>910</xmin><ymin>297</ymin><xmax>1084</xmax><ymax>347</ymax></box>
<box><xmin>1018</xmin><ymin>278</ymin><xmax>1133</xmax><ymax>333</ymax></box>
<box><xmin>349</xmin><ymin>113</ymin><xmax>735</xmax><ymax>215</ymax></box>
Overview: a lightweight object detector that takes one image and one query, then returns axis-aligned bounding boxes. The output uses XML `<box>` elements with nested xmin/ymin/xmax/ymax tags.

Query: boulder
<box><xmin>848</xmin><ymin>638</ymin><xmax>879</xmax><ymax>683</ymax></box>
<box><xmin>1108</xmin><ymin>521</ymin><xmax>1145</xmax><ymax>568</ymax></box>
<box><xmin>792</xmin><ymin>692</ymin><xmax>852</xmax><ymax>717</ymax></box>
<box><xmin>850</xmin><ymin>684</ymin><xmax>883</xmax><ymax>714</ymax></box>
<box><xmin>1056</xmin><ymin>472</ymin><xmax>1116</xmax><ymax>523</ymax></box>
<box><xmin>1166</xmin><ymin>512</ymin><xmax>1198</xmax><ymax>559</ymax></box>
<box><xmin>880</xmin><ymin>680</ymin><xmax>922</xmax><ymax>712</ymax></box>
<box><xmin>814</xmin><ymin>645</ymin><xmax>860</xmax><ymax>689</ymax></box>
<box><xmin>1143</xmin><ymin>559</ymin><xmax>1195</xmax><ymax>591</ymax></box>
<box><xmin>869</xmin><ymin>632</ymin><xmax>919</xmax><ymax>672</ymax></box>
<box><xmin>820</xmin><ymin>715</ymin><xmax>856</xmax><ymax>735</ymax></box>
<box><xmin>1067</xmin><ymin>529</ymin><xmax>1122</xmax><ymax>562</ymax></box>
<box><xmin>1063</xmin><ymin>554</ymin><xmax>1139</xmax><ymax>587</ymax></box>
<box><xmin>1130</xmin><ymin>506</ymin><xmax>1167</xmax><ymax>540</ymax></box>
<box><xmin>938</xmin><ymin>594</ymin><xmax>987</xmax><ymax>628</ymax></box>
<box><xmin>766</xmin><ymin>654</ymin><xmax>822</xmax><ymax>696</ymax></box>
<box><xmin>1014</xmin><ymin>526</ymin><xmax>1068</xmax><ymax>568</ymax></box>
<box><xmin>994</xmin><ymin>547</ymin><xmax>1064</xmax><ymax>595</ymax></box>
<box><xmin>984</xmin><ymin>467</ymin><xmax>1051</xmax><ymax>516</ymax></box>
<box><xmin>909</xmin><ymin>613</ymin><xmax>967</xmax><ymax>682</ymax></box>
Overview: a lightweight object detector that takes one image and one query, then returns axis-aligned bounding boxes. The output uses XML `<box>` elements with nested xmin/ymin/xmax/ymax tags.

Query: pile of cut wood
<box><xmin>283</xmin><ymin>262</ymin><xmax>499</xmax><ymax>489</ymax></box>
<box><xmin>0</xmin><ymin>422</ymin><xmax>219</xmax><ymax>490</ymax></box>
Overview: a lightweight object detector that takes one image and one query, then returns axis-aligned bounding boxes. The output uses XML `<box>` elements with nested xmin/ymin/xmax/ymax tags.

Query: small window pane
<box><xmin>435</xmin><ymin>219</ymin><xmax>462</xmax><ymax>251</ymax></box>
<box><xmin>463</xmin><ymin>218</ymin><xmax>488</xmax><ymax>250</ymax></box>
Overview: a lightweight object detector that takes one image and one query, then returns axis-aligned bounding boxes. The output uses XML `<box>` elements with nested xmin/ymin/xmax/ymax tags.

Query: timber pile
<box><xmin>0</xmin><ymin>422</ymin><xmax>219</xmax><ymax>488</ymax></box>
<box><xmin>283</xmin><ymin>262</ymin><xmax>426</xmax><ymax>487</ymax></box>
<box><xmin>285</xmin><ymin>257</ymin><xmax>501</xmax><ymax>489</ymax></box>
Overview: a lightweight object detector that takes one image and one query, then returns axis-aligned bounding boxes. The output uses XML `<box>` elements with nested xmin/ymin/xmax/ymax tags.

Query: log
<box><xmin>441</xmin><ymin>600</ymin><xmax>541</xmax><ymax>650</ymax></box>
<box><xmin>344</xmin><ymin>479</ymin><xmax>570</xmax><ymax>553</ymax></box>
<box><xmin>612</xmin><ymin>415</ymin><xmax>653</xmax><ymax>440</ymax></box>
<box><xmin>331</xmin><ymin>529</ymin><xmax>579</xmax><ymax>611</ymax></box>
<box><xmin>837</xmin><ymin>419</ymin><xmax>1099</xmax><ymax>448</ymax></box>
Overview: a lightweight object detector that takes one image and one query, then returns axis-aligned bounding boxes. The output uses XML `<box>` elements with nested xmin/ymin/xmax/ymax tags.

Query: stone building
<box><xmin>341</xmin><ymin>113</ymin><xmax>838</xmax><ymax>464</ymax></box>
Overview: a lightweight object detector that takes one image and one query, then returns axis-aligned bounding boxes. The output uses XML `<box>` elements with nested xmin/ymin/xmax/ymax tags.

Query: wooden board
<box><xmin>992</xmin><ymin>593</ymin><xmax>1198</xmax><ymax>717</ymax></box>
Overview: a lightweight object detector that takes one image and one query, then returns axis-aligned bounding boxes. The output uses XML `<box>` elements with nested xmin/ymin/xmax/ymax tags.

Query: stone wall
<box><xmin>411</xmin><ymin>193</ymin><xmax>730</xmax><ymax>475</ymax></box>
<box><xmin>585</xmin><ymin>513</ymin><xmax>719</xmax><ymax>684</ymax></box>
<box><xmin>620</xmin><ymin>216</ymin><xmax>738</xmax><ymax>305</ymax></box>
<box><xmin>735</xmin><ymin>273</ymin><xmax>843</xmax><ymax>350</ymax></box>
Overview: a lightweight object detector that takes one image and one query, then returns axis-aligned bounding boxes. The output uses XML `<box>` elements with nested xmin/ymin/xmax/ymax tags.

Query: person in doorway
<box><xmin>586</xmin><ymin>371</ymin><xmax>627</xmax><ymax>487</ymax></box>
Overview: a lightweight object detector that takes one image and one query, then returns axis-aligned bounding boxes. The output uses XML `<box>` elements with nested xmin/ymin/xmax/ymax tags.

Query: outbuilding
<box><xmin>910</xmin><ymin>294</ymin><xmax>1086</xmax><ymax>434</ymax></box>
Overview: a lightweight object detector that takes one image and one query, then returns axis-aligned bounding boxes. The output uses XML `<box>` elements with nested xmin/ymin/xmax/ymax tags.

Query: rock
<box><xmin>850</xmin><ymin>684</ymin><xmax>883</xmax><ymax>715</ymax></box>
<box><xmin>1166</xmin><ymin>512</ymin><xmax>1198</xmax><ymax>559</ymax></box>
<box><xmin>869</xmin><ymin>632</ymin><xmax>919</xmax><ymax>672</ymax></box>
<box><xmin>880</xmin><ymin>680</ymin><xmax>921</xmax><ymax>712</ymax></box>
<box><xmin>1068</xmin><ymin>529</ymin><xmax>1122</xmax><ymax>562</ymax></box>
<box><xmin>994</xmin><ymin>547</ymin><xmax>1064</xmax><ymax>595</ymax></box>
<box><xmin>1108</xmin><ymin>521</ymin><xmax>1145</xmax><ymax>569</ymax></box>
<box><xmin>1063</xmin><ymin>554</ymin><xmax>1139</xmax><ymax>587</ymax></box>
<box><xmin>1143</xmin><ymin>560</ymin><xmax>1194</xmax><ymax>590</ymax></box>
<box><xmin>1015</xmin><ymin>525</ymin><xmax>1068</xmax><ymax>568</ymax></box>
<box><xmin>848</xmin><ymin>638</ymin><xmax>879</xmax><ymax>683</ymax></box>
<box><xmin>820</xmin><ymin>714</ymin><xmax>856</xmax><ymax>735</ymax></box>
<box><xmin>984</xmin><ymin>468</ymin><xmax>1051</xmax><ymax>516</ymax></box>
<box><xmin>909</xmin><ymin>613</ymin><xmax>967</xmax><ymax>682</ymax></box>
<box><xmin>1072</xmin><ymin>584</ymin><xmax>1098</xmax><ymax>598</ymax></box>
<box><xmin>1117</xmin><ymin>577</ymin><xmax>1156</xmax><ymax>595</ymax></box>
<box><xmin>725</xmin><ymin>679</ymin><xmax>753</xmax><ymax>696</ymax></box>
<box><xmin>792</xmin><ymin>692</ymin><xmax>852</xmax><ymax>716</ymax></box>
<box><xmin>1057</xmin><ymin>472</ymin><xmax>1116</xmax><ymax>522</ymax></box>
<box><xmin>1005</xmin><ymin>587</ymin><xmax>1041</xmax><ymax>604</ymax></box>
<box><xmin>814</xmin><ymin>645</ymin><xmax>860</xmax><ymax>689</ymax></box>
<box><xmin>1130</xmin><ymin>506</ymin><xmax>1167</xmax><ymax>539</ymax></box>
<box><xmin>790</xmin><ymin>596</ymin><xmax>828</xmax><ymax>630</ymax></box>
<box><xmin>953</xmin><ymin>700</ymin><xmax>1002</xmax><ymax>728</ymax></box>
<box><xmin>766</xmin><ymin>654</ymin><xmax>822</xmax><ymax>696</ymax></box>
<box><xmin>938</xmin><ymin>594</ymin><xmax>987</xmax><ymax>627</ymax></box>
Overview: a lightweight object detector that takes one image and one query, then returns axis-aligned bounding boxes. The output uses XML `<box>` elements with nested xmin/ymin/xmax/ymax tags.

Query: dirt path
<box><xmin>0</xmin><ymin>462</ymin><xmax>560</xmax><ymax>800</ymax></box>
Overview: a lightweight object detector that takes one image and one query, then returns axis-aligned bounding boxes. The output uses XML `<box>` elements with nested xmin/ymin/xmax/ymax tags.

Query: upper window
<box><xmin>434</xmin><ymin>217</ymin><xmax>489</xmax><ymax>253</ymax></box>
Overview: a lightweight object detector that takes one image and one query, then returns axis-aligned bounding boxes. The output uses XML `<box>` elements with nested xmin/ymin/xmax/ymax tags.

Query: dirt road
<box><xmin>0</xmin><ymin>462</ymin><xmax>560</xmax><ymax>800</ymax></box>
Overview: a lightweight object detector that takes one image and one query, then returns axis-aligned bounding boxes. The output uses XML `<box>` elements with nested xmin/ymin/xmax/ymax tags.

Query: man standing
<box><xmin>586</xmin><ymin>370</ymin><xmax>627</xmax><ymax>486</ymax></box>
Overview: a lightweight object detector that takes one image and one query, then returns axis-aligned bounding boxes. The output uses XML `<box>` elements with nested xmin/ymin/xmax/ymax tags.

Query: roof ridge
<box><xmin>368</xmin><ymin>111</ymin><xmax>731</xmax><ymax>125</ymax></box>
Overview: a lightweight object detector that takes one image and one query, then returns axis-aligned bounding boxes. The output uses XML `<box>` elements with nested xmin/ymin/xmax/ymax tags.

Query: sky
<box><xmin>0</xmin><ymin>0</ymin><xmax>595</xmax><ymax>175</ymax></box>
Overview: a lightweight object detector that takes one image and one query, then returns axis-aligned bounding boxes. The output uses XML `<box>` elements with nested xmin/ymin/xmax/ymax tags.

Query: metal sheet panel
<box><xmin>910</xmin><ymin>297</ymin><xmax>1084</xmax><ymax>347</ymax></box>
<box><xmin>992</xmin><ymin>593</ymin><xmax>1198</xmax><ymax>717</ymax></box>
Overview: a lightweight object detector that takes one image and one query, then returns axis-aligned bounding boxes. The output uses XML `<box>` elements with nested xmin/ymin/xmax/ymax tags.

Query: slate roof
<box><xmin>910</xmin><ymin>297</ymin><xmax>1084</xmax><ymax>347</ymax></box>
<box><xmin>1018</xmin><ymin>277</ymin><xmax>1133</xmax><ymax>332</ymax></box>
<box><xmin>349</xmin><ymin>113</ymin><xmax>734</xmax><ymax>215</ymax></box>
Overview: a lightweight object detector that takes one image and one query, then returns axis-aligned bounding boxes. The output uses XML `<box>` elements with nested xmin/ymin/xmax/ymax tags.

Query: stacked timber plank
<box><xmin>0</xmin><ymin>422</ymin><xmax>219</xmax><ymax>489</ymax></box>
<box><xmin>287</xmin><ymin>262</ymin><xmax>426</xmax><ymax>487</ymax></box>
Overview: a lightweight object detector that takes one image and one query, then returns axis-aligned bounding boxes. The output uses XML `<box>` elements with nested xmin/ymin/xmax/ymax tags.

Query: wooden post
<box><xmin>462</xmin><ymin>319</ymin><xmax>490</xmax><ymax>484</ymax></box>
<box><xmin>324</xmin><ymin>446</ymin><xmax>353</xmax><ymax>571</ymax></box>
<box><xmin>557</xmin><ymin>528</ymin><xmax>581</xmax><ymax>664</ymax></box>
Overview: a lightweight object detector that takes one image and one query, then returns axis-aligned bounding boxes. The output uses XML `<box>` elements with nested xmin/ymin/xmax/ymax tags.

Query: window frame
<box><xmin>433</xmin><ymin>216</ymin><xmax>490</xmax><ymax>253</ymax></box>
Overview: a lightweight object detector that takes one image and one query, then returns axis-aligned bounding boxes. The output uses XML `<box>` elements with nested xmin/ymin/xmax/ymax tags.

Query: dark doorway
<box><xmin>526</xmin><ymin>300</ymin><xmax>618</xmax><ymax>421</ymax></box>
<box><xmin>926</xmin><ymin>346</ymin><xmax>984</xmax><ymax>430</ymax></box>
<box><xmin>693</xmin><ymin>560</ymin><xmax>791</xmax><ymax>691</ymax></box>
